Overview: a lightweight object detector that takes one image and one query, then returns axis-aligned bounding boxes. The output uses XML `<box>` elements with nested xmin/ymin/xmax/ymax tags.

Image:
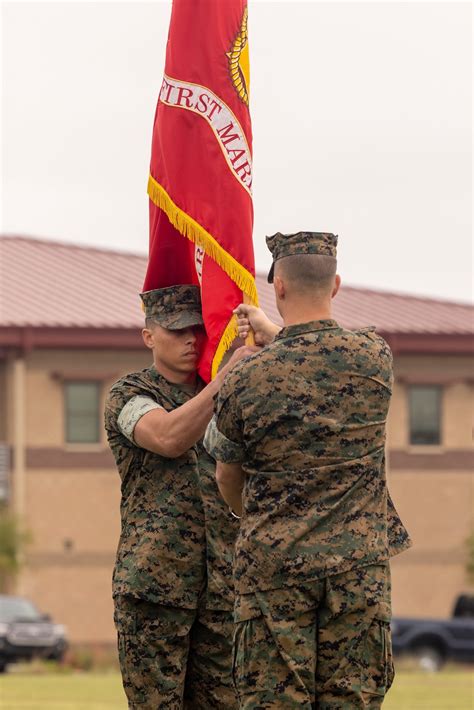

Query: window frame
<box><xmin>408</xmin><ymin>384</ymin><xmax>443</xmax><ymax>447</ymax></box>
<box><xmin>64</xmin><ymin>380</ymin><xmax>102</xmax><ymax>446</ymax></box>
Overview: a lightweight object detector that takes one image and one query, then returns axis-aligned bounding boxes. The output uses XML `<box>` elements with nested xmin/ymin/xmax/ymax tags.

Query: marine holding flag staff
<box><xmin>107</xmin><ymin>0</ymin><xmax>259</xmax><ymax>705</ymax></box>
<box><xmin>105</xmin><ymin>286</ymin><xmax>255</xmax><ymax>708</ymax></box>
<box><xmin>205</xmin><ymin>232</ymin><xmax>412</xmax><ymax>709</ymax></box>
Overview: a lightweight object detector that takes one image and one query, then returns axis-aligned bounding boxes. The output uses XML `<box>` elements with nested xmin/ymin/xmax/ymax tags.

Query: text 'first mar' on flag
<box><xmin>143</xmin><ymin>0</ymin><xmax>258</xmax><ymax>382</ymax></box>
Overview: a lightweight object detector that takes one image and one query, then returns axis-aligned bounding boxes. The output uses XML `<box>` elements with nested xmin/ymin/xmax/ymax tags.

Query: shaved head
<box><xmin>275</xmin><ymin>254</ymin><xmax>337</xmax><ymax>296</ymax></box>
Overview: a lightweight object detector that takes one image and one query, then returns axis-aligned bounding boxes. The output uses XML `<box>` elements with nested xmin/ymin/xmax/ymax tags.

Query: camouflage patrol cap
<box><xmin>140</xmin><ymin>285</ymin><xmax>204</xmax><ymax>330</ymax></box>
<box><xmin>266</xmin><ymin>232</ymin><xmax>338</xmax><ymax>283</ymax></box>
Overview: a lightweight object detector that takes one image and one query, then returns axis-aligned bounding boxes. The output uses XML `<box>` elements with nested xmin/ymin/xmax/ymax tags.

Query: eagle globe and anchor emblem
<box><xmin>228</xmin><ymin>8</ymin><xmax>250</xmax><ymax>106</ymax></box>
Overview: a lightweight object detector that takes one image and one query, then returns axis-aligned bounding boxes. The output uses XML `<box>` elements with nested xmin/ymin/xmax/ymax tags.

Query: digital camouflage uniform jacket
<box><xmin>104</xmin><ymin>366</ymin><xmax>238</xmax><ymax>610</ymax></box>
<box><xmin>207</xmin><ymin>320</ymin><xmax>411</xmax><ymax>595</ymax></box>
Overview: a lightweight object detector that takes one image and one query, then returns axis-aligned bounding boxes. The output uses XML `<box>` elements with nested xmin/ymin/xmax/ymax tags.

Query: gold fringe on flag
<box><xmin>148</xmin><ymin>175</ymin><xmax>258</xmax><ymax>304</ymax></box>
<box><xmin>148</xmin><ymin>174</ymin><xmax>259</xmax><ymax>378</ymax></box>
<box><xmin>211</xmin><ymin>313</ymin><xmax>240</xmax><ymax>379</ymax></box>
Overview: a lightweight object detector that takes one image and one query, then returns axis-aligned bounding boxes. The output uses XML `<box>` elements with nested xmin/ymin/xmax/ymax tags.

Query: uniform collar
<box><xmin>149</xmin><ymin>366</ymin><xmax>201</xmax><ymax>404</ymax></box>
<box><xmin>274</xmin><ymin>319</ymin><xmax>340</xmax><ymax>341</ymax></box>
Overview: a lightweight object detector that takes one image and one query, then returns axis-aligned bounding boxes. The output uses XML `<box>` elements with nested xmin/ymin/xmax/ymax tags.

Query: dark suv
<box><xmin>391</xmin><ymin>594</ymin><xmax>474</xmax><ymax>671</ymax></box>
<box><xmin>0</xmin><ymin>595</ymin><xmax>68</xmax><ymax>672</ymax></box>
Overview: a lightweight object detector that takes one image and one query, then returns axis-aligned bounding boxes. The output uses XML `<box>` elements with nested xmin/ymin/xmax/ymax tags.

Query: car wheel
<box><xmin>412</xmin><ymin>645</ymin><xmax>445</xmax><ymax>672</ymax></box>
<box><xmin>0</xmin><ymin>660</ymin><xmax>6</xmax><ymax>674</ymax></box>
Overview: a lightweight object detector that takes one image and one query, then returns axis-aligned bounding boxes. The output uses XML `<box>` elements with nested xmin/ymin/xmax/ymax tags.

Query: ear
<box><xmin>331</xmin><ymin>274</ymin><xmax>341</xmax><ymax>299</ymax></box>
<box><xmin>273</xmin><ymin>274</ymin><xmax>286</xmax><ymax>300</ymax></box>
<box><xmin>142</xmin><ymin>328</ymin><xmax>154</xmax><ymax>350</ymax></box>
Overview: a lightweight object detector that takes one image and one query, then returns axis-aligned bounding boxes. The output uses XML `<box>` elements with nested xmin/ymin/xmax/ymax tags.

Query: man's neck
<box><xmin>281</xmin><ymin>304</ymin><xmax>333</xmax><ymax>327</ymax></box>
<box><xmin>153</xmin><ymin>360</ymin><xmax>197</xmax><ymax>386</ymax></box>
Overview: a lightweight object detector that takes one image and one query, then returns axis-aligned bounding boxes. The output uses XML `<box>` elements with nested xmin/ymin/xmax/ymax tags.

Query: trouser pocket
<box><xmin>361</xmin><ymin>617</ymin><xmax>395</xmax><ymax>698</ymax></box>
<box><xmin>233</xmin><ymin>598</ymin><xmax>315</xmax><ymax>709</ymax></box>
<box><xmin>233</xmin><ymin>612</ymin><xmax>273</xmax><ymax>695</ymax></box>
<box><xmin>114</xmin><ymin>595</ymin><xmax>195</xmax><ymax>708</ymax></box>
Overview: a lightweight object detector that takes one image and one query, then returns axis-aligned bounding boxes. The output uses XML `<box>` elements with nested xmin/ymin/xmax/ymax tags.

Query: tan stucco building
<box><xmin>1</xmin><ymin>236</ymin><xmax>472</xmax><ymax>645</ymax></box>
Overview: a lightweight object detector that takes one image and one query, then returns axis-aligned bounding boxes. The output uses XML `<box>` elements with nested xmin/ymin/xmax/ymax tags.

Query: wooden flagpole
<box><xmin>243</xmin><ymin>293</ymin><xmax>256</xmax><ymax>346</ymax></box>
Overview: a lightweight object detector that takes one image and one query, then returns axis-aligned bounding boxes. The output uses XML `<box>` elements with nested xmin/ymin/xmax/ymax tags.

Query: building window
<box><xmin>65</xmin><ymin>382</ymin><xmax>101</xmax><ymax>444</ymax></box>
<box><xmin>408</xmin><ymin>385</ymin><xmax>442</xmax><ymax>446</ymax></box>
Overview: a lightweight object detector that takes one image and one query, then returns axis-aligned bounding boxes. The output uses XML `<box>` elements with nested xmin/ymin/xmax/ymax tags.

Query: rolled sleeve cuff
<box><xmin>203</xmin><ymin>415</ymin><xmax>245</xmax><ymax>463</ymax></box>
<box><xmin>117</xmin><ymin>395</ymin><xmax>163</xmax><ymax>444</ymax></box>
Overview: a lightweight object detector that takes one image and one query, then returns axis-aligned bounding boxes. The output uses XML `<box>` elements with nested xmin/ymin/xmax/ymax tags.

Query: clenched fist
<box><xmin>233</xmin><ymin>304</ymin><xmax>281</xmax><ymax>346</ymax></box>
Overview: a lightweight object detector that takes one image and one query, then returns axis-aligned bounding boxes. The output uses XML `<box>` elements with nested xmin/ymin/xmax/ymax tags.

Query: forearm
<box><xmin>134</xmin><ymin>360</ymin><xmax>244</xmax><ymax>457</ymax></box>
<box><xmin>216</xmin><ymin>462</ymin><xmax>245</xmax><ymax>516</ymax></box>
<box><xmin>162</xmin><ymin>372</ymin><xmax>227</xmax><ymax>454</ymax></box>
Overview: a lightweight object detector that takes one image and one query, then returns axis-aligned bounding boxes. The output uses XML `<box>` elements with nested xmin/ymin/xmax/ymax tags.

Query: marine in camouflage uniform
<box><xmin>104</xmin><ymin>285</ymin><xmax>241</xmax><ymax>710</ymax></box>
<box><xmin>205</xmin><ymin>232</ymin><xmax>412</xmax><ymax>709</ymax></box>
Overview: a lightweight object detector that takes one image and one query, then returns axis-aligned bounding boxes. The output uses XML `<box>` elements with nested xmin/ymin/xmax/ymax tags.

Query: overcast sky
<box><xmin>1</xmin><ymin>1</ymin><xmax>472</xmax><ymax>302</ymax></box>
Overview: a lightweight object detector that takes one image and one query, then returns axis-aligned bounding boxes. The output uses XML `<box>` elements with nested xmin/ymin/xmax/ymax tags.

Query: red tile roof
<box><xmin>1</xmin><ymin>235</ymin><xmax>472</xmax><ymax>336</ymax></box>
<box><xmin>1</xmin><ymin>235</ymin><xmax>146</xmax><ymax>329</ymax></box>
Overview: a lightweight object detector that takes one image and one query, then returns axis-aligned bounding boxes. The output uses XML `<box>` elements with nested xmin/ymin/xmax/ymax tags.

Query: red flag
<box><xmin>143</xmin><ymin>0</ymin><xmax>258</xmax><ymax>382</ymax></box>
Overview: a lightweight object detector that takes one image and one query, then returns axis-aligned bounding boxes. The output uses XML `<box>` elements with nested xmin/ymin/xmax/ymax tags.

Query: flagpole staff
<box><xmin>243</xmin><ymin>293</ymin><xmax>256</xmax><ymax>346</ymax></box>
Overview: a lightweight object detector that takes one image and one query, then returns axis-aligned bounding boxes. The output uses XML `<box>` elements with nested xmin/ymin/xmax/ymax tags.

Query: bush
<box><xmin>0</xmin><ymin>506</ymin><xmax>31</xmax><ymax>592</ymax></box>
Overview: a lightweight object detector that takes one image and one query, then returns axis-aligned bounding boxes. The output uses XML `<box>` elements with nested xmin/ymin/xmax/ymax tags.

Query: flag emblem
<box><xmin>228</xmin><ymin>7</ymin><xmax>250</xmax><ymax>106</ymax></box>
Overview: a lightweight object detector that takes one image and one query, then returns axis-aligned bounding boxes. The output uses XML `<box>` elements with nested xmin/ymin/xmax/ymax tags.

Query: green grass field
<box><xmin>0</xmin><ymin>670</ymin><xmax>472</xmax><ymax>709</ymax></box>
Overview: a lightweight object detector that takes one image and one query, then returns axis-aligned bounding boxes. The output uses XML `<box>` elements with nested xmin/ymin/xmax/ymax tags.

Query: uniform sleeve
<box><xmin>370</xmin><ymin>332</ymin><xmax>394</xmax><ymax>391</ymax></box>
<box><xmin>203</xmin><ymin>414</ymin><xmax>245</xmax><ymax>463</ymax></box>
<box><xmin>357</xmin><ymin>328</ymin><xmax>394</xmax><ymax>392</ymax></box>
<box><xmin>117</xmin><ymin>395</ymin><xmax>163</xmax><ymax>444</ymax></box>
<box><xmin>204</xmin><ymin>373</ymin><xmax>245</xmax><ymax>463</ymax></box>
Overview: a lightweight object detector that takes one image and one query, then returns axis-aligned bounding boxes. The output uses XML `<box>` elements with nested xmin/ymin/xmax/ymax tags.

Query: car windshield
<box><xmin>0</xmin><ymin>598</ymin><xmax>42</xmax><ymax>622</ymax></box>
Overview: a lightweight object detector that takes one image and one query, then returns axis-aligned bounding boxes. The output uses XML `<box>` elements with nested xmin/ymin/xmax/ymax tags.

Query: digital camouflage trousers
<box><xmin>233</xmin><ymin>563</ymin><xmax>394</xmax><ymax>709</ymax></box>
<box><xmin>114</xmin><ymin>595</ymin><xmax>238</xmax><ymax>709</ymax></box>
